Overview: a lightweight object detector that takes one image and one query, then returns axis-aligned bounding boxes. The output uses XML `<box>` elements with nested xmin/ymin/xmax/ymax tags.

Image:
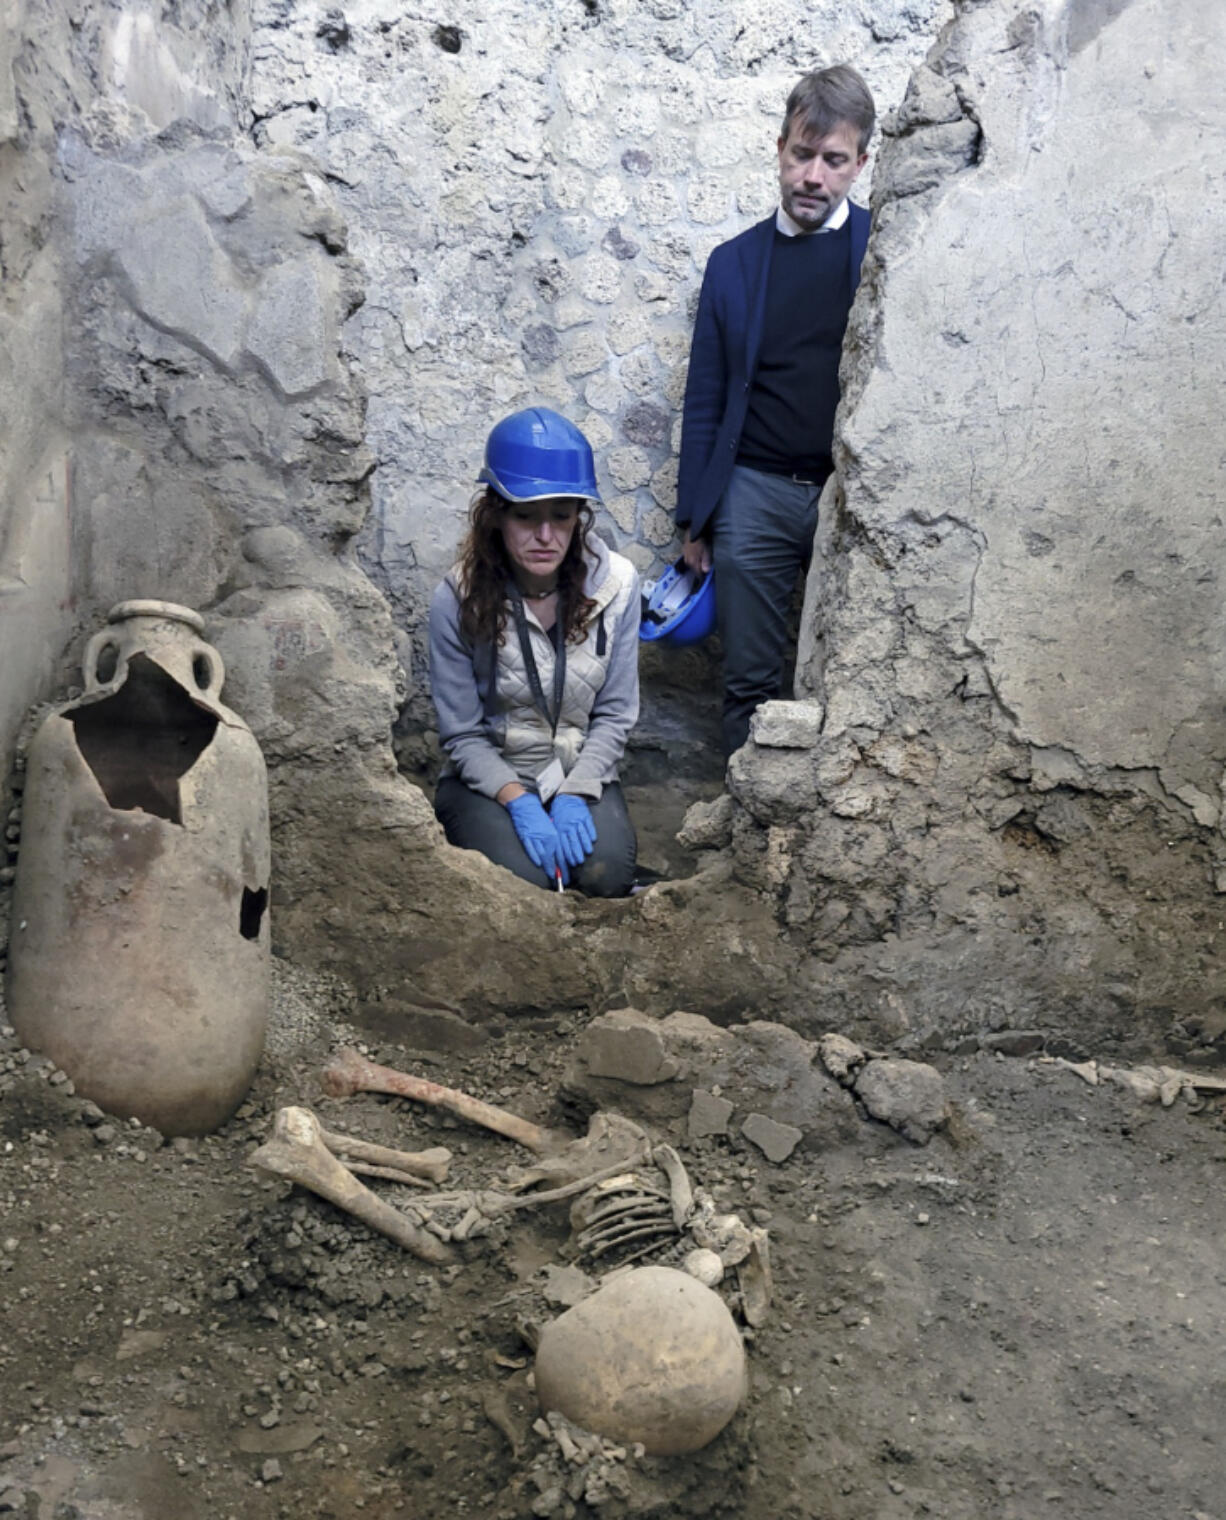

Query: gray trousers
<box><xmin>434</xmin><ymin>777</ymin><xmax>638</xmax><ymax>898</ymax></box>
<box><xmin>710</xmin><ymin>463</ymin><xmax>824</xmax><ymax>756</ymax></box>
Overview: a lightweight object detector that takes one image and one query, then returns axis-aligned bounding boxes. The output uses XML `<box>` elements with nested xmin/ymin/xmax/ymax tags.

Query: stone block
<box><xmin>641</xmin><ymin>508</ymin><xmax>675</xmax><ymax>547</ymax></box>
<box><xmin>677</xmin><ymin>794</ymin><xmax>734</xmax><ymax>852</ymax></box>
<box><xmin>562</xmin><ymin>329</ymin><xmax>606</xmax><ymax>378</ymax></box>
<box><xmin>607</xmin><ymin>446</ymin><xmax>651</xmax><ymax>491</ymax></box>
<box><xmin>750</xmin><ymin>700</ymin><xmax>824</xmax><ymax>749</ymax></box>
<box><xmin>591</xmin><ymin>176</ymin><xmax>630</xmax><ymax>220</ymax></box>
<box><xmin>741</xmin><ymin>1112</ymin><xmax>803</xmax><ymax>1163</ymax></box>
<box><xmin>602</xmin><ymin>226</ymin><xmax>640</xmax><ymax>262</ymax></box>
<box><xmin>688</xmin><ymin>1089</ymin><xmax>734</xmax><ymax>1140</ymax></box>
<box><xmin>576</xmin><ymin>251</ymin><xmax>621</xmax><ymax>304</ymax></box>
<box><xmin>618</xmin><ymin>361</ymin><xmax>659</xmax><ymax>410</ymax></box>
<box><xmin>650</xmin><ymin>458</ymin><xmax>679</xmax><ymax>510</ymax></box>
<box><xmin>577</xmin><ymin>1007</ymin><xmax>680</xmax><ymax>1086</ymax></box>
<box><xmin>621</xmin><ymin>401</ymin><xmax>670</xmax><ymax>448</ymax></box>
<box><xmin>818</xmin><ymin>1032</ymin><xmax>866</xmax><ymax>1085</ymax></box>
<box><xmin>854</xmin><ymin>1059</ymin><xmax>948</xmax><ymax>1145</ymax></box>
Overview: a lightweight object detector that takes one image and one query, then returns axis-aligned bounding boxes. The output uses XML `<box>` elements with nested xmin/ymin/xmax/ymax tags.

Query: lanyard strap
<box><xmin>507</xmin><ymin>584</ymin><xmax>566</xmax><ymax>736</ymax></box>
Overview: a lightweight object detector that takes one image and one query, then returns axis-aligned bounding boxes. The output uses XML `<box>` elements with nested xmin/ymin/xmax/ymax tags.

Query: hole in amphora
<box><xmin>69</xmin><ymin>653</ymin><xmax>219</xmax><ymax>824</ymax></box>
<box><xmin>94</xmin><ymin>640</ymin><xmax>120</xmax><ymax>685</ymax></box>
<box><xmin>192</xmin><ymin>654</ymin><xmax>213</xmax><ymax>691</ymax></box>
<box><xmin>240</xmin><ymin>886</ymin><xmax>268</xmax><ymax>942</ymax></box>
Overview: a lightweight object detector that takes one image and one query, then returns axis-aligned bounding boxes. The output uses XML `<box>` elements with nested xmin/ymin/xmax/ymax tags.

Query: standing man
<box><xmin>676</xmin><ymin>65</ymin><xmax>875</xmax><ymax>756</ymax></box>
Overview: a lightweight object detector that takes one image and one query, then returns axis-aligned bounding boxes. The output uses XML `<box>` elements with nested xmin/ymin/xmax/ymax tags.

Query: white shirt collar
<box><xmin>776</xmin><ymin>198</ymin><xmax>851</xmax><ymax>237</ymax></box>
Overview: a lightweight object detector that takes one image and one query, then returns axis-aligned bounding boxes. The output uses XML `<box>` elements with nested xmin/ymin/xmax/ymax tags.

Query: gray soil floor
<box><xmin>2</xmin><ymin>947</ymin><xmax>1225</xmax><ymax>1519</ymax></box>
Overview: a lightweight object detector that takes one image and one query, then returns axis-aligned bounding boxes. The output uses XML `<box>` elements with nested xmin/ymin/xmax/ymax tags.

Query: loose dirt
<box><xmin>3</xmin><ymin>949</ymin><xmax>1226</xmax><ymax>1519</ymax></box>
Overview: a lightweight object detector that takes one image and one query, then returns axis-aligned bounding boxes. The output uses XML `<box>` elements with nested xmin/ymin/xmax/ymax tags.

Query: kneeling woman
<box><xmin>428</xmin><ymin>408</ymin><xmax>640</xmax><ymax>897</ymax></box>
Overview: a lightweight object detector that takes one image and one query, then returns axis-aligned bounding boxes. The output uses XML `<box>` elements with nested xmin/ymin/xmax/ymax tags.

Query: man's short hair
<box><xmin>781</xmin><ymin>65</ymin><xmax>876</xmax><ymax>154</ymax></box>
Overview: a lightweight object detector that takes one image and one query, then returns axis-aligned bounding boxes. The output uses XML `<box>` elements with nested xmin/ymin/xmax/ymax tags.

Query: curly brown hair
<box><xmin>456</xmin><ymin>488</ymin><xmax>599</xmax><ymax>649</ymax></box>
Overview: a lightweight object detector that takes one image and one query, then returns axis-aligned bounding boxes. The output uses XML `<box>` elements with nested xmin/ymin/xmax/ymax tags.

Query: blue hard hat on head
<box><xmin>639</xmin><ymin>558</ymin><xmax>717</xmax><ymax>647</ymax></box>
<box><xmin>478</xmin><ymin>407</ymin><xmax>602</xmax><ymax>504</ymax></box>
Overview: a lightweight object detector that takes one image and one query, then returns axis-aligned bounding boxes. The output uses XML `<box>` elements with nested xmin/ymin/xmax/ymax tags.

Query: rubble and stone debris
<box><xmin>687</xmin><ymin>1088</ymin><xmax>734</xmax><ymax>1139</ymax></box>
<box><xmin>740</xmin><ymin>1112</ymin><xmax>803</xmax><ymax>1163</ymax></box>
<box><xmin>575</xmin><ymin>1008</ymin><xmax>680</xmax><ymax>1086</ymax></box>
<box><xmin>565</xmin><ymin>1009</ymin><xmax>861</xmax><ymax>1147</ymax></box>
<box><xmin>853</xmin><ymin>1058</ymin><xmax>949</xmax><ymax>1145</ymax></box>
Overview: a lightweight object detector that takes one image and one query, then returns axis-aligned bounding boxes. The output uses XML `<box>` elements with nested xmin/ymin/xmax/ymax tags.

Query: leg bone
<box><xmin>316</xmin><ymin>1124</ymin><xmax>452</xmax><ymax>1183</ymax></box>
<box><xmin>322</xmin><ymin>1047</ymin><xmax>553</xmax><ymax>1154</ymax></box>
<box><xmin>249</xmin><ymin>1106</ymin><xmax>454</xmax><ymax>1265</ymax></box>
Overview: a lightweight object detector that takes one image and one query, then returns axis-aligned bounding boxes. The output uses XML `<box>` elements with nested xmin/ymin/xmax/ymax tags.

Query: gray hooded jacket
<box><xmin>428</xmin><ymin>537</ymin><xmax>640</xmax><ymax>801</ymax></box>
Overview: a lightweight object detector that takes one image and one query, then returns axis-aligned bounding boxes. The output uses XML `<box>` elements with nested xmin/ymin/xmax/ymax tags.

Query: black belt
<box><xmin>738</xmin><ymin>460</ymin><xmax>831</xmax><ymax>488</ymax></box>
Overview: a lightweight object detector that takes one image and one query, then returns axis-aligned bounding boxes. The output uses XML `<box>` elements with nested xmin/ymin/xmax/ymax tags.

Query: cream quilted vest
<box><xmin>491</xmin><ymin>550</ymin><xmax>637</xmax><ymax>785</ymax></box>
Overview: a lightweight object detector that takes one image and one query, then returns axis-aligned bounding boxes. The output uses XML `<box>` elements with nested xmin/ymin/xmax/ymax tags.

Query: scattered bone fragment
<box><xmin>681</xmin><ymin>1248</ymin><xmax>724</xmax><ymax>1287</ymax></box>
<box><xmin>315</xmin><ymin>1124</ymin><xmax>451</xmax><ymax>1182</ymax></box>
<box><xmin>738</xmin><ymin>1227</ymin><xmax>773</xmax><ymax>1327</ymax></box>
<box><xmin>248</xmin><ymin>1106</ymin><xmax>453</xmax><ymax>1264</ymax></box>
<box><xmin>1044</xmin><ymin>1056</ymin><xmax>1099</xmax><ymax>1085</ymax></box>
<box><xmin>481</xmin><ymin>1385</ymin><xmax>528</xmax><ymax>1457</ymax></box>
<box><xmin>1047</xmin><ymin>1053</ymin><xmax>1226</xmax><ymax>1106</ymax></box>
<box><xmin>818</xmin><ymin>1032</ymin><xmax>866</xmax><ymax>1086</ymax></box>
<box><xmin>689</xmin><ymin>1204</ymin><xmax>755</xmax><ymax>1268</ymax></box>
<box><xmin>534</xmin><ymin>1266</ymin><xmax>747</xmax><ymax>1455</ymax></box>
<box><xmin>539</xmin><ymin>1262</ymin><xmax>596</xmax><ymax>1307</ymax></box>
<box><xmin>509</xmin><ymin>1112</ymin><xmax>651</xmax><ymax>1191</ymax></box>
<box><xmin>1159</xmin><ymin>1071</ymin><xmax>1183</xmax><ymax>1108</ymax></box>
<box><xmin>1100</xmin><ymin>1067</ymin><xmax>1162</xmax><ymax>1103</ymax></box>
<box><xmin>652</xmin><ymin>1143</ymin><xmax>695</xmax><ymax>1229</ymax></box>
<box><xmin>338</xmin><ymin>1160</ymin><xmax>434</xmax><ymax>1188</ymax></box>
<box><xmin>322</xmin><ymin>1046</ymin><xmax>553</xmax><ymax>1153</ymax></box>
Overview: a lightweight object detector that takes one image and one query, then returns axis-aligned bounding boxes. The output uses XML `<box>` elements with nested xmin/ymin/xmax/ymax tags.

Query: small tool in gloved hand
<box><xmin>550</xmin><ymin>793</ymin><xmax>597</xmax><ymax>869</ymax></box>
<box><xmin>506</xmin><ymin>792</ymin><xmax>569</xmax><ymax>887</ymax></box>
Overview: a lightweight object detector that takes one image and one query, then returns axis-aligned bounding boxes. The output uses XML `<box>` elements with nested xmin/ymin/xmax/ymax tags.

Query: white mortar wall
<box><xmin>247</xmin><ymin>0</ymin><xmax>952</xmax><ymax>638</ymax></box>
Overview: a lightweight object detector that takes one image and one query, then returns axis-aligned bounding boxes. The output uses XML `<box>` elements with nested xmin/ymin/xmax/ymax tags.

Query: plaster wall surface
<box><xmin>0</xmin><ymin>0</ymin><xmax>252</xmax><ymax>790</ymax></box>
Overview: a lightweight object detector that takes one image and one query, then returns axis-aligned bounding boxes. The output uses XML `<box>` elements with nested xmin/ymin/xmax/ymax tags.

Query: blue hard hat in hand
<box><xmin>479</xmin><ymin>408</ymin><xmax>602</xmax><ymax>503</ymax></box>
<box><xmin>639</xmin><ymin>558</ymin><xmax>716</xmax><ymax>646</ymax></box>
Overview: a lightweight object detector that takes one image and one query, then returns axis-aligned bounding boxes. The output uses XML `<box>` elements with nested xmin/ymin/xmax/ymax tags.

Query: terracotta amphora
<box><xmin>6</xmin><ymin>600</ymin><xmax>270</xmax><ymax>1135</ymax></box>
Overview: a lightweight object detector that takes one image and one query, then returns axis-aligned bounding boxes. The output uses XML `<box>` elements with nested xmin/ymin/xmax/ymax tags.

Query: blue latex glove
<box><xmin>550</xmin><ymin>793</ymin><xmax>597</xmax><ymax>869</ymax></box>
<box><xmin>506</xmin><ymin>793</ymin><xmax>569</xmax><ymax>887</ymax></box>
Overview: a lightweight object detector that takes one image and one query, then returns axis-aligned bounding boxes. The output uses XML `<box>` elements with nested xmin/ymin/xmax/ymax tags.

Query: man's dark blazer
<box><xmin>675</xmin><ymin>203</ymin><xmax>871</xmax><ymax>540</ymax></box>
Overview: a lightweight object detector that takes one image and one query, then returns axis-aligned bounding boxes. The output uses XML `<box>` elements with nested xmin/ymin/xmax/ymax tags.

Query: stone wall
<box><xmin>12</xmin><ymin>0</ymin><xmax>1219</xmax><ymax>1057</ymax></box>
<box><xmin>245</xmin><ymin>0</ymin><xmax>950</xmax><ymax>735</ymax></box>
<box><xmin>728</xmin><ymin>0</ymin><xmax>1226</xmax><ymax>1051</ymax></box>
<box><xmin>0</xmin><ymin>0</ymin><xmax>949</xmax><ymax>1023</ymax></box>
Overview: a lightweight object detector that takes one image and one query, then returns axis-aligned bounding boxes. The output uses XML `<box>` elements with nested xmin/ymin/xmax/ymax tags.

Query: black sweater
<box><xmin>736</xmin><ymin>221</ymin><xmax>853</xmax><ymax>479</ymax></box>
